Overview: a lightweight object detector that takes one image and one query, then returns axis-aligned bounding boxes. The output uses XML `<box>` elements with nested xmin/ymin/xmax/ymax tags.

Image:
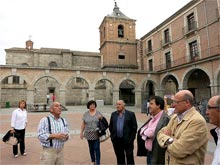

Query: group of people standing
<box><xmin>8</xmin><ymin>90</ymin><xmax>220</xmax><ymax>165</ymax></box>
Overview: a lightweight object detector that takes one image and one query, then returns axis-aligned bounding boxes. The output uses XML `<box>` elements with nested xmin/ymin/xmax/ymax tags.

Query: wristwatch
<box><xmin>165</xmin><ymin>138</ymin><xmax>174</xmax><ymax>145</ymax></box>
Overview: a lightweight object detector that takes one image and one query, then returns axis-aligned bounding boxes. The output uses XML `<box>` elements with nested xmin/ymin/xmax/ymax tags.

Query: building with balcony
<box><xmin>140</xmin><ymin>0</ymin><xmax>220</xmax><ymax>103</ymax></box>
<box><xmin>0</xmin><ymin>0</ymin><xmax>219</xmax><ymax>108</ymax></box>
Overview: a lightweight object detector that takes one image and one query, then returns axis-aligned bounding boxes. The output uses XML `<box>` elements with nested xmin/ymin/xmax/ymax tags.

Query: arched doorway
<box><xmin>95</xmin><ymin>79</ymin><xmax>113</xmax><ymax>105</ymax></box>
<box><xmin>119</xmin><ymin>80</ymin><xmax>135</xmax><ymax>106</ymax></box>
<box><xmin>66</xmin><ymin>77</ymin><xmax>89</xmax><ymax>105</ymax></box>
<box><xmin>163</xmin><ymin>75</ymin><xmax>178</xmax><ymax>96</ymax></box>
<box><xmin>185</xmin><ymin>69</ymin><xmax>210</xmax><ymax>103</ymax></box>
<box><xmin>142</xmin><ymin>80</ymin><xmax>155</xmax><ymax>101</ymax></box>
<box><xmin>34</xmin><ymin>76</ymin><xmax>60</xmax><ymax>104</ymax></box>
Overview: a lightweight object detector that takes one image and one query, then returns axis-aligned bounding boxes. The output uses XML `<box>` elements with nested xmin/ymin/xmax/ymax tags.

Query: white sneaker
<box><xmin>14</xmin><ymin>155</ymin><xmax>19</xmax><ymax>158</ymax></box>
<box><xmin>22</xmin><ymin>153</ymin><xmax>27</xmax><ymax>156</ymax></box>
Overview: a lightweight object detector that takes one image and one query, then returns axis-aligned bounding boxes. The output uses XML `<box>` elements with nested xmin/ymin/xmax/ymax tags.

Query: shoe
<box><xmin>90</xmin><ymin>162</ymin><xmax>95</xmax><ymax>165</ymax></box>
<box><xmin>22</xmin><ymin>153</ymin><xmax>27</xmax><ymax>156</ymax></box>
<box><xmin>14</xmin><ymin>155</ymin><xmax>19</xmax><ymax>158</ymax></box>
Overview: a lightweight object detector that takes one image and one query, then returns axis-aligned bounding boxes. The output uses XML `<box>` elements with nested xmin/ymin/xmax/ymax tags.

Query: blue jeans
<box><xmin>87</xmin><ymin>139</ymin><xmax>100</xmax><ymax>165</ymax></box>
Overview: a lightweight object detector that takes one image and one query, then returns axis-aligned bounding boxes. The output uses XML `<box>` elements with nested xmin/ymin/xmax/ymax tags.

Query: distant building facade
<box><xmin>0</xmin><ymin>0</ymin><xmax>219</xmax><ymax>108</ymax></box>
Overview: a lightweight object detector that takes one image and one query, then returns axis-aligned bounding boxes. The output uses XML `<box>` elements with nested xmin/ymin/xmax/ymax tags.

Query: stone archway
<box><xmin>34</xmin><ymin>76</ymin><xmax>60</xmax><ymax>104</ymax></box>
<box><xmin>66</xmin><ymin>77</ymin><xmax>89</xmax><ymax>105</ymax></box>
<box><xmin>1</xmin><ymin>75</ymin><xmax>27</xmax><ymax>107</ymax></box>
<box><xmin>142</xmin><ymin>80</ymin><xmax>155</xmax><ymax>101</ymax></box>
<box><xmin>94</xmin><ymin>79</ymin><xmax>113</xmax><ymax>105</ymax></box>
<box><xmin>183</xmin><ymin>69</ymin><xmax>210</xmax><ymax>103</ymax></box>
<box><xmin>119</xmin><ymin>80</ymin><xmax>135</xmax><ymax>106</ymax></box>
<box><xmin>163</xmin><ymin>75</ymin><xmax>178</xmax><ymax>96</ymax></box>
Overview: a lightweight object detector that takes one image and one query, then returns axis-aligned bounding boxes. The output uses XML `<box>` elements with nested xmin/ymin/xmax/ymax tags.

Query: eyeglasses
<box><xmin>173</xmin><ymin>99</ymin><xmax>186</xmax><ymax>104</ymax></box>
<box><xmin>207</xmin><ymin>105</ymin><xmax>220</xmax><ymax>110</ymax></box>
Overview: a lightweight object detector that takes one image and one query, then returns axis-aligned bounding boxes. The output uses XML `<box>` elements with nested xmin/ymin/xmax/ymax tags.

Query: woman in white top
<box><xmin>11</xmin><ymin>100</ymin><xmax>28</xmax><ymax>158</ymax></box>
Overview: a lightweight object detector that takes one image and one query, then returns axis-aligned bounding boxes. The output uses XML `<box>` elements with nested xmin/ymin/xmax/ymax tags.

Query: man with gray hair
<box><xmin>109</xmin><ymin>100</ymin><xmax>137</xmax><ymax>165</ymax></box>
<box><xmin>206</xmin><ymin>95</ymin><xmax>220</xmax><ymax>164</ymax></box>
<box><xmin>157</xmin><ymin>90</ymin><xmax>208</xmax><ymax>164</ymax></box>
<box><xmin>37</xmin><ymin>102</ymin><xmax>69</xmax><ymax>165</ymax></box>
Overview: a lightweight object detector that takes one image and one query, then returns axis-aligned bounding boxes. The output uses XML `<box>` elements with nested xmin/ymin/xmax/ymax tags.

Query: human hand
<box><xmin>10</xmin><ymin>128</ymin><xmax>15</xmax><ymax>133</ymax></box>
<box><xmin>162</xmin><ymin>129</ymin><xmax>171</xmax><ymax>136</ymax></box>
<box><xmin>97</xmin><ymin>115</ymin><xmax>102</xmax><ymax>120</ymax></box>
<box><xmin>80</xmin><ymin>133</ymin><xmax>83</xmax><ymax>140</ymax></box>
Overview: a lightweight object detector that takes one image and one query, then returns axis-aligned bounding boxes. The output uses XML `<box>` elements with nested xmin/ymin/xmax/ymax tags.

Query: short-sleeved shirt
<box><xmin>82</xmin><ymin>110</ymin><xmax>102</xmax><ymax>140</ymax></box>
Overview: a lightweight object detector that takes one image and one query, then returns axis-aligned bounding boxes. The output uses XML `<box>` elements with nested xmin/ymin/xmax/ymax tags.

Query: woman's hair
<box><xmin>87</xmin><ymin>100</ymin><xmax>97</xmax><ymax>109</ymax></box>
<box><xmin>18</xmin><ymin>100</ymin><xmax>27</xmax><ymax>109</ymax></box>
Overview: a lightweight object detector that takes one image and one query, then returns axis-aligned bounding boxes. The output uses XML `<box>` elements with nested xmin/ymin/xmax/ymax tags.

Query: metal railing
<box><xmin>152</xmin><ymin>45</ymin><xmax>220</xmax><ymax>71</ymax></box>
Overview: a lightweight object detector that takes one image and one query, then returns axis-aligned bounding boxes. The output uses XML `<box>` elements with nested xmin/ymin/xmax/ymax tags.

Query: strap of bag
<box><xmin>47</xmin><ymin>116</ymin><xmax>66</xmax><ymax>147</ymax></box>
<box><xmin>47</xmin><ymin>116</ymin><xmax>53</xmax><ymax>147</ymax></box>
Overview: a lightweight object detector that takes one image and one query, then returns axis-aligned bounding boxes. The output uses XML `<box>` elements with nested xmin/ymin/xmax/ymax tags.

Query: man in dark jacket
<box><xmin>137</xmin><ymin>96</ymin><xmax>170</xmax><ymax>165</ymax></box>
<box><xmin>109</xmin><ymin>100</ymin><xmax>137</xmax><ymax>165</ymax></box>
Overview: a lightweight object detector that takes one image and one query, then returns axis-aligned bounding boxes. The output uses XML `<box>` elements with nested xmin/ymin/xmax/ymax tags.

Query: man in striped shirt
<box><xmin>37</xmin><ymin>102</ymin><xmax>69</xmax><ymax>165</ymax></box>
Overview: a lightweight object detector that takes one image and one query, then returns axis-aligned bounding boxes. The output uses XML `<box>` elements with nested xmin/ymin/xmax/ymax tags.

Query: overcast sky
<box><xmin>0</xmin><ymin>0</ymin><xmax>192</xmax><ymax>65</ymax></box>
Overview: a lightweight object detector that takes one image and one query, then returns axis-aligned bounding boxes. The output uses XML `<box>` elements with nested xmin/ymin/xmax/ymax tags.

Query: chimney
<box><xmin>26</xmin><ymin>40</ymin><xmax>34</xmax><ymax>50</ymax></box>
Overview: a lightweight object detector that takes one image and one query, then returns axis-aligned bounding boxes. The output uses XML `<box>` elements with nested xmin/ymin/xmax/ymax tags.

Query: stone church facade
<box><xmin>0</xmin><ymin>0</ymin><xmax>220</xmax><ymax>108</ymax></box>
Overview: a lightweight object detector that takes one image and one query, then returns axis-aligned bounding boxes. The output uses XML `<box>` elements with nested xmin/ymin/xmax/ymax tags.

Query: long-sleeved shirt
<box><xmin>11</xmin><ymin>108</ymin><xmax>27</xmax><ymax>130</ymax></box>
<box><xmin>37</xmin><ymin>114</ymin><xmax>69</xmax><ymax>149</ymax></box>
<box><xmin>140</xmin><ymin>110</ymin><xmax>163</xmax><ymax>151</ymax></box>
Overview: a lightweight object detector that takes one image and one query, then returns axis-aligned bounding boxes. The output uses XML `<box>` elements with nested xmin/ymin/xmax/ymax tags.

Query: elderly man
<box><xmin>109</xmin><ymin>100</ymin><xmax>137</xmax><ymax>165</ymax></box>
<box><xmin>206</xmin><ymin>95</ymin><xmax>220</xmax><ymax>164</ymax></box>
<box><xmin>37</xmin><ymin>102</ymin><xmax>69</xmax><ymax>165</ymax></box>
<box><xmin>157</xmin><ymin>90</ymin><xmax>208</xmax><ymax>164</ymax></box>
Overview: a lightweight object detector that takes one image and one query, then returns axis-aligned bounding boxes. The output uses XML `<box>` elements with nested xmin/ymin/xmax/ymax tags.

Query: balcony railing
<box><xmin>152</xmin><ymin>45</ymin><xmax>220</xmax><ymax>71</ymax></box>
<box><xmin>161</xmin><ymin>36</ymin><xmax>171</xmax><ymax>47</ymax></box>
<box><xmin>183</xmin><ymin>21</ymin><xmax>198</xmax><ymax>35</ymax></box>
<box><xmin>145</xmin><ymin>48</ymin><xmax>153</xmax><ymax>56</ymax></box>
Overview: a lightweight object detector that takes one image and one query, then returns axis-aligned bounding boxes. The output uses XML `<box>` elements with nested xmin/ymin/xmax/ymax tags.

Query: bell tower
<box><xmin>99</xmin><ymin>2</ymin><xmax>138</xmax><ymax>69</ymax></box>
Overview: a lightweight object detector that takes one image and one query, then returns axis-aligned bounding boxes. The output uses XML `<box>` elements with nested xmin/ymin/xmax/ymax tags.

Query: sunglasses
<box><xmin>207</xmin><ymin>105</ymin><xmax>220</xmax><ymax>109</ymax></box>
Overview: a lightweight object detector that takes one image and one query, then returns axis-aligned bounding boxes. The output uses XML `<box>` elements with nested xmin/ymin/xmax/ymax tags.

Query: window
<box><xmin>118</xmin><ymin>25</ymin><xmax>124</xmax><ymax>38</ymax></box>
<box><xmin>118</xmin><ymin>55</ymin><xmax>125</xmax><ymax>59</ymax></box>
<box><xmin>148</xmin><ymin>59</ymin><xmax>153</xmax><ymax>71</ymax></box>
<box><xmin>49</xmin><ymin>62</ymin><xmax>57</xmax><ymax>68</ymax></box>
<box><xmin>164</xmin><ymin>29</ymin><xmax>170</xmax><ymax>43</ymax></box>
<box><xmin>187</xmin><ymin>13</ymin><xmax>196</xmax><ymax>31</ymax></box>
<box><xmin>13</xmin><ymin>76</ymin><xmax>19</xmax><ymax>84</ymax></box>
<box><xmin>147</xmin><ymin>40</ymin><xmax>152</xmax><ymax>52</ymax></box>
<box><xmin>165</xmin><ymin>52</ymin><xmax>171</xmax><ymax>68</ymax></box>
<box><xmin>189</xmin><ymin>41</ymin><xmax>199</xmax><ymax>60</ymax></box>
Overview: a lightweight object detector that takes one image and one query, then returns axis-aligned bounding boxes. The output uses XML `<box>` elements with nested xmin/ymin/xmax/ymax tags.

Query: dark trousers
<box><xmin>13</xmin><ymin>129</ymin><xmax>25</xmax><ymax>155</ymax></box>
<box><xmin>112</xmin><ymin>137</ymin><xmax>135</xmax><ymax>165</ymax></box>
<box><xmin>146</xmin><ymin>151</ymin><xmax>152</xmax><ymax>165</ymax></box>
<box><xmin>87</xmin><ymin>139</ymin><xmax>100</xmax><ymax>165</ymax></box>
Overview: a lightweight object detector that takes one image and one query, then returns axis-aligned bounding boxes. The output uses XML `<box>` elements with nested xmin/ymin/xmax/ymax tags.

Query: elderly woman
<box><xmin>80</xmin><ymin>100</ymin><xmax>103</xmax><ymax>165</ymax></box>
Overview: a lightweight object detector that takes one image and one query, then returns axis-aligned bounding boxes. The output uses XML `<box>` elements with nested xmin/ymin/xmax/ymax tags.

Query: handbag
<box><xmin>6</xmin><ymin>133</ymin><xmax>18</xmax><ymax>145</ymax></box>
<box><xmin>99</xmin><ymin>129</ymin><xmax>110</xmax><ymax>142</ymax></box>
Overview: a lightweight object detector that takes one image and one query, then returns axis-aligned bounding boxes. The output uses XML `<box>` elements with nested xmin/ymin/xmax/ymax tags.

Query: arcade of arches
<box><xmin>0</xmin><ymin>67</ymin><xmax>219</xmax><ymax>108</ymax></box>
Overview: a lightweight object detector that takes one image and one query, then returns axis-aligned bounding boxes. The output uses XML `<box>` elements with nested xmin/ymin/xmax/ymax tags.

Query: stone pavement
<box><xmin>0</xmin><ymin>105</ymin><xmax>215</xmax><ymax>165</ymax></box>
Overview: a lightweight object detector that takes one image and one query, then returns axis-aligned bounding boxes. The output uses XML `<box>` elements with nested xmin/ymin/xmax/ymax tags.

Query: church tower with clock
<box><xmin>99</xmin><ymin>2</ymin><xmax>138</xmax><ymax>69</ymax></box>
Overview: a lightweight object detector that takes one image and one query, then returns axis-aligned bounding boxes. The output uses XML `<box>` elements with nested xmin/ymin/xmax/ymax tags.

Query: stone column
<box><xmin>81</xmin><ymin>89</ymin><xmax>87</xmax><ymax>104</ymax></box>
<box><xmin>210</xmin><ymin>83</ymin><xmax>219</xmax><ymax>96</ymax></box>
<box><xmin>59</xmin><ymin>88</ymin><xmax>66</xmax><ymax>106</ymax></box>
<box><xmin>88</xmin><ymin>89</ymin><xmax>95</xmax><ymax>101</ymax></box>
<box><xmin>112</xmin><ymin>89</ymin><xmax>119</xmax><ymax>106</ymax></box>
<box><xmin>8</xmin><ymin>76</ymin><xmax>13</xmax><ymax>84</ymax></box>
<box><xmin>134</xmin><ymin>89</ymin><xmax>142</xmax><ymax>108</ymax></box>
<box><xmin>26</xmin><ymin>89</ymin><xmax>34</xmax><ymax>104</ymax></box>
<box><xmin>155</xmin><ymin>89</ymin><xmax>164</xmax><ymax>97</ymax></box>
